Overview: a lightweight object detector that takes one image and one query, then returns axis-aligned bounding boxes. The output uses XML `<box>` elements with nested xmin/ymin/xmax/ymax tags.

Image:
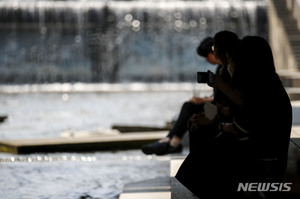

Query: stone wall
<box><xmin>268</xmin><ymin>0</ymin><xmax>300</xmax><ymax>71</ymax></box>
<box><xmin>287</xmin><ymin>0</ymin><xmax>300</xmax><ymax>30</ymax></box>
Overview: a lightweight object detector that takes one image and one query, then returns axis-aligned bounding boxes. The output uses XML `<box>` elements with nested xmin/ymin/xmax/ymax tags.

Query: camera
<box><xmin>197</xmin><ymin>71</ymin><xmax>213</xmax><ymax>84</ymax></box>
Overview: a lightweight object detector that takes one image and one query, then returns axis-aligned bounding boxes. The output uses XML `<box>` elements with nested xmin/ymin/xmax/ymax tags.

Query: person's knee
<box><xmin>182</xmin><ymin>101</ymin><xmax>194</xmax><ymax>110</ymax></box>
<box><xmin>188</xmin><ymin>127</ymin><xmax>200</xmax><ymax>140</ymax></box>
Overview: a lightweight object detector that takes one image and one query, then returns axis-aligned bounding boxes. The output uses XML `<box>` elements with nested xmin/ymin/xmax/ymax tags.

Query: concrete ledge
<box><xmin>286</xmin><ymin>0</ymin><xmax>300</xmax><ymax>31</ymax></box>
<box><xmin>119</xmin><ymin>137</ymin><xmax>300</xmax><ymax>199</ymax></box>
<box><xmin>286</xmin><ymin>87</ymin><xmax>300</xmax><ymax>101</ymax></box>
<box><xmin>269</xmin><ymin>0</ymin><xmax>300</xmax><ymax>71</ymax></box>
<box><xmin>170</xmin><ymin>159</ymin><xmax>184</xmax><ymax>177</ymax></box>
<box><xmin>170</xmin><ymin>158</ymin><xmax>198</xmax><ymax>199</ymax></box>
<box><xmin>292</xmin><ymin>125</ymin><xmax>300</xmax><ymax>136</ymax></box>
<box><xmin>171</xmin><ymin>177</ymin><xmax>198</xmax><ymax>199</ymax></box>
<box><xmin>119</xmin><ymin>176</ymin><xmax>171</xmax><ymax>199</ymax></box>
<box><xmin>283</xmin><ymin>138</ymin><xmax>300</xmax><ymax>197</ymax></box>
<box><xmin>169</xmin><ymin>140</ymin><xmax>300</xmax><ymax>199</ymax></box>
<box><xmin>0</xmin><ymin>131</ymin><xmax>168</xmax><ymax>154</ymax></box>
<box><xmin>119</xmin><ymin>192</ymin><xmax>170</xmax><ymax>199</ymax></box>
<box><xmin>292</xmin><ymin>102</ymin><xmax>300</xmax><ymax>125</ymax></box>
<box><xmin>278</xmin><ymin>70</ymin><xmax>300</xmax><ymax>88</ymax></box>
<box><xmin>122</xmin><ymin>177</ymin><xmax>170</xmax><ymax>193</ymax></box>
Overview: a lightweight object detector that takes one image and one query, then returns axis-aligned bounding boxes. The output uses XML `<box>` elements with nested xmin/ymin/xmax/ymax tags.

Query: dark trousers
<box><xmin>176</xmin><ymin>126</ymin><xmax>287</xmax><ymax>199</ymax></box>
<box><xmin>167</xmin><ymin>101</ymin><xmax>204</xmax><ymax>139</ymax></box>
<box><xmin>175</xmin><ymin>125</ymin><xmax>242</xmax><ymax>198</ymax></box>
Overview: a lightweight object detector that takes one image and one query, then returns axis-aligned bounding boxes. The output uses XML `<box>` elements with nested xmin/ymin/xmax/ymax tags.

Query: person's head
<box><xmin>213</xmin><ymin>30</ymin><xmax>239</xmax><ymax>66</ymax></box>
<box><xmin>231</xmin><ymin>36</ymin><xmax>277</xmax><ymax>90</ymax></box>
<box><xmin>197</xmin><ymin>37</ymin><xmax>218</xmax><ymax>65</ymax></box>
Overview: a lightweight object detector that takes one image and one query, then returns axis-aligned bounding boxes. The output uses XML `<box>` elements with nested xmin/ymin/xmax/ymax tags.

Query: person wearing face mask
<box><xmin>212</xmin><ymin>36</ymin><xmax>292</xmax><ymax>188</ymax></box>
<box><xmin>175</xmin><ymin>30</ymin><xmax>241</xmax><ymax>198</ymax></box>
<box><xmin>141</xmin><ymin>37</ymin><xmax>220</xmax><ymax>156</ymax></box>
<box><xmin>187</xmin><ymin>31</ymin><xmax>239</xmax><ymax>149</ymax></box>
<box><xmin>176</xmin><ymin>36</ymin><xmax>292</xmax><ymax>198</ymax></box>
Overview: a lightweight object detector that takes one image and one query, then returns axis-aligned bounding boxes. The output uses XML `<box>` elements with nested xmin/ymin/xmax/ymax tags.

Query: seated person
<box><xmin>215</xmin><ymin>36</ymin><xmax>292</xmax><ymax>182</ymax></box>
<box><xmin>176</xmin><ymin>36</ymin><xmax>292</xmax><ymax>198</ymax></box>
<box><xmin>141</xmin><ymin>37</ymin><xmax>220</xmax><ymax>155</ymax></box>
<box><xmin>187</xmin><ymin>30</ymin><xmax>240</xmax><ymax>151</ymax></box>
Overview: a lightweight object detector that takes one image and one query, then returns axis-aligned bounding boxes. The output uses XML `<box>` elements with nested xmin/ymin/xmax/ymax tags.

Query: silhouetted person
<box><xmin>176</xmin><ymin>36</ymin><xmax>292</xmax><ymax>199</ymax></box>
<box><xmin>187</xmin><ymin>31</ymin><xmax>239</xmax><ymax>152</ymax></box>
<box><xmin>141</xmin><ymin>37</ymin><xmax>219</xmax><ymax>155</ymax></box>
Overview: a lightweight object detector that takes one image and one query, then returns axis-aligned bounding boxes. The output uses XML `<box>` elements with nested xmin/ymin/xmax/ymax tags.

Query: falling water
<box><xmin>0</xmin><ymin>0</ymin><xmax>267</xmax><ymax>83</ymax></box>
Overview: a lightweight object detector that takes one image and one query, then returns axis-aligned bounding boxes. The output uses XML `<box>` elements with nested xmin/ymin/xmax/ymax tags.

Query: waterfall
<box><xmin>0</xmin><ymin>0</ymin><xmax>267</xmax><ymax>83</ymax></box>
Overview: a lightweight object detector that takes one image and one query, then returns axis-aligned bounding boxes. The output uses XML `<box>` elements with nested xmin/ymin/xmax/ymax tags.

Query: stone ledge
<box><xmin>269</xmin><ymin>0</ymin><xmax>300</xmax><ymax>71</ymax></box>
<box><xmin>0</xmin><ymin>131</ymin><xmax>168</xmax><ymax>154</ymax></box>
<box><xmin>170</xmin><ymin>158</ymin><xmax>199</xmax><ymax>199</ymax></box>
<box><xmin>286</xmin><ymin>0</ymin><xmax>300</xmax><ymax>31</ymax></box>
<box><xmin>119</xmin><ymin>138</ymin><xmax>300</xmax><ymax>199</ymax></box>
<box><xmin>170</xmin><ymin>139</ymin><xmax>300</xmax><ymax>199</ymax></box>
<box><xmin>119</xmin><ymin>192</ymin><xmax>170</xmax><ymax>199</ymax></box>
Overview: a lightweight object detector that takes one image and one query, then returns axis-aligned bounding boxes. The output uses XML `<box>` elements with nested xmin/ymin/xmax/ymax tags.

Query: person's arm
<box><xmin>217</xmin><ymin>82</ymin><xmax>243</xmax><ymax>106</ymax></box>
<box><xmin>189</xmin><ymin>95</ymin><xmax>214</xmax><ymax>104</ymax></box>
<box><xmin>219</xmin><ymin>123</ymin><xmax>238</xmax><ymax>136</ymax></box>
<box><xmin>188</xmin><ymin>113</ymin><xmax>214</xmax><ymax>132</ymax></box>
<box><xmin>208</xmin><ymin>72</ymin><xmax>243</xmax><ymax>106</ymax></box>
<box><xmin>219</xmin><ymin>119</ymin><xmax>250</xmax><ymax>140</ymax></box>
<box><xmin>220</xmin><ymin>106</ymin><xmax>232</xmax><ymax>119</ymax></box>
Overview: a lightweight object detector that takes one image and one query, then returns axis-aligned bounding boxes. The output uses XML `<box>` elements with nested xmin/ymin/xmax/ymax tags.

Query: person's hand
<box><xmin>222</xmin><ymin>123</ymin><xmax>233</xmax><ymax>133</ymax></box>
<box><xmin>188</xmin><ymin>113</ymin><xmax>212</xmax><ymax>132</ymax></box>
<box><xmin>207</xmin><ymin>70</ymin><xmax>224</xmax><ymax>88</ymax></box>
<box><xmin>170</xmin><ymin>135</ymin><xmax>181</xmax><ymax>147</ymax></box>
<box><xmin>188</xmin><ymin>114</ymin><xmax>202</xmax><ymax>132</ymax></box>
<box><xmin>220</xmin><ymin>106</ymin><xmax>232</xmax><ymax>118</ymax></box>
<box><xmin>189</xmin><ymin>97</ymin><xmax>206</xmax><ymax>105</ymax></box>
<box><xmin>219</xmin><ymin>122</ymin><xmax>237</xmax><ymax>135</ymax></box>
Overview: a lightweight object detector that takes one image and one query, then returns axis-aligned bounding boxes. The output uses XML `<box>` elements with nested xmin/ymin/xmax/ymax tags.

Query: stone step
<box><xmin>292</xmin><ymin>101</ymin><xmax>300</xmax><ymax>125</ymax></box>
<box><xmin>286</xmin><ymin>87</ymin><xmax>300</xmax><ymax>100</ymax></box>
<box><xmin>119</xmin><ymin>134</ymin><xmax>300</xmax><ymax>199</ymax></box>
<box><xmin>119</xmin><ymin>192</ymin><xmax>170</xmax><ymax>199</ymax></box>
<box><xmin>283</xmin><ymin>138</ymin><xmax>300</xmax><ymax>197</ymax></box>
<box><xmin>119</xmin><ymin>177</ymin><xmax>171</xmax><ymax>199</ymax></box>
<box><xmin>278</xmin><ymin>70</ymin><xmax>300</xmax><ymax>88</ymax></box>
<box><xmin>169</xmin><ymin>139</ymin><xmax>300</xmax><ymax>198</ymax></box>
<box><xmin>170</xmin><ymin>157</ymin><xmax>198</xmax><ymax>199</ymax></box>
<box><xmin>271</xmin><ymin>0</ymin><xmax>300</xmax><ymax>71</ymax></box>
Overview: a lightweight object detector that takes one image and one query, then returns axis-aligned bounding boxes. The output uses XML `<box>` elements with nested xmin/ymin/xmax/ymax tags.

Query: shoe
<box><xmin>155</xmin><ymin>144</ymin><xmax>183</xmax><ymax>156</ymax></box>
<box><xmin>141</xmin><ymin>141</ymin><xmax>168</xmax><ymax>155</ymax></box>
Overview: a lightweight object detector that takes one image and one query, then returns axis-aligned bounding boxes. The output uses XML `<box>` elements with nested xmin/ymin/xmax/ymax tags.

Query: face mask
<box><xmin>227</xmin><ymin>62</ymin><xmax>233</xmax><ymax>77</ymax></box>
<box><xmin>226</xmin><ymin>54</ymin><xmax>234</xmax><ymax>77</ymax></box>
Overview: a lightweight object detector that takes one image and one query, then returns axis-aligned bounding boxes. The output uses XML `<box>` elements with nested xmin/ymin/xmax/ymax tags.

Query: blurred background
<box><xmin>0</xmin><ymin>0</ymin><xmax>268</xmax><ymax>199</ymax></box>
<box><xmin>0</xmin><ymin>0</ymin><xmax>267</xmax><ymax>83</ymax></box>
<box><xmin>0</xmin><ymin>0</ymin><xmax>267</xmax><ymax>139</ymax></box>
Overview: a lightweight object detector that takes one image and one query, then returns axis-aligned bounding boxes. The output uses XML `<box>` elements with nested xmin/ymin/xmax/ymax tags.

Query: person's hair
<box><xmin>213</xmin><ymin>30</ymin><xmax>239</xmax><ymax>58</ymax></box>
<box><xmin>231</xmin><ymin>36</ymin><xmax>280</xmax><ymax>92</ymax></box>
<box><xmin>197</xmin><ymin>37</ymin><xmax>214</xmax><ymax>57</ymax></box>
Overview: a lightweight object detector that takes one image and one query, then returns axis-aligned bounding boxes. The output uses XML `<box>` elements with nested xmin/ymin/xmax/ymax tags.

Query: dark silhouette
<box><xmin>187</xmin><ymin>31</ymin><xmax>239</xmax><ymax>151</ymax></box>
<box><xmin>176</xmin><ymin>36</ymin><xmax>292</xmax><ymax>198</ymax></box>
<box><xmin>141</xmin><ymin>37</ymin><xmax>219</xmax><ymax>155</ymax></box>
